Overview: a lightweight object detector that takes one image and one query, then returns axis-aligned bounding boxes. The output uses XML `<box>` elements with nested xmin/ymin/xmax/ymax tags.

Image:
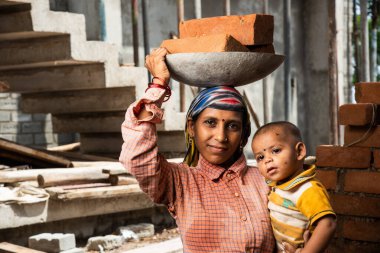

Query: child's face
<box><xmin>251</xmin><ymin>128</ymin><xmax>305</xmax><ymax>182</ymax></box>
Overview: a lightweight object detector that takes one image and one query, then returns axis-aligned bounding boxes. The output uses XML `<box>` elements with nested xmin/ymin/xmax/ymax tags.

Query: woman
<box><xmin>119</xmin><ymin>48</ymin><xmax>275</xmax><ymax>252</ymax></box>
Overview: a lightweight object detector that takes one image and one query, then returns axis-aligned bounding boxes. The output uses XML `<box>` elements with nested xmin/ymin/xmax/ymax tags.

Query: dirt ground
<box><xmin>84</xmin><ymin>227</ymin><xmax>180</xmax><ymax>252</ymax></box>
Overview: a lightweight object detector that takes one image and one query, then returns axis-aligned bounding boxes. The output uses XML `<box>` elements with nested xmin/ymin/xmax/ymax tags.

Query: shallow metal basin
<box><xmin>166</xmin><ymin>52</ymin><xmax>285</xmax><ymax>87</ymax></box>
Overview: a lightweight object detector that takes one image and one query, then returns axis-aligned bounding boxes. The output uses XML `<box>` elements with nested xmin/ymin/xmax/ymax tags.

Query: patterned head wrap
<box><xmin>184</xmin><ymin>86</ymin><xmax>251</xmax><ymax>166</ymax></box>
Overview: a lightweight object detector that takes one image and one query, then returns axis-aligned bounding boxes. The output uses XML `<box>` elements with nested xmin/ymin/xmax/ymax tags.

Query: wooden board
<box><xmin>0</xmin><ymin>242</ymin><xmax>46</xmax><ymax>253</ymax></box>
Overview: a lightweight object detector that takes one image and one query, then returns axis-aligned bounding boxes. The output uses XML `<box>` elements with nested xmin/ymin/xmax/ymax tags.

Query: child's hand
<box><xmin>282</xmin><ymin>230</ymin><xmax>310</xmax><ymax>253</ymax></box>
<box><xmin>145</xmin><ymin>47</ymin><xmax>170</xmax><ymax>85</ymax></box>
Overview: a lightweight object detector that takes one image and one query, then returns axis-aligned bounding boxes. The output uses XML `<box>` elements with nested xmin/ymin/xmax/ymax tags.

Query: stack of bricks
<box><xmin>315</xmin><ymin>82</ymin><xmax>380</xmax><ymax>253</ymax></box>
<box><xmin>0</xmin><ymin>92</ymin><xmax>75</xmax><ymax>148</ymax></box>
<box><xmin>160</xmin><ymin>14</ymin><xmax>275</xmax><ymax>54</ymax></box>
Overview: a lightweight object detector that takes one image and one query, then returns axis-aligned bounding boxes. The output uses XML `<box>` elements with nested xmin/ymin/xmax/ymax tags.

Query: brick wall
<box><xmin>0</xmin><ymin>93</ymin><xmax>76</xmax><ymax>148</ymax></box>
<box><xmin>315</xmin><ymin>82</ymin><xmax>380</xmax><ymax>253</ymax></box>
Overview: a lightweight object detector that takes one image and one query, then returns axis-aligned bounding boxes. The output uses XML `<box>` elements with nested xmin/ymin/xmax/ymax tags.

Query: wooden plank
<box><xmin>37</xmin><ymin>172</ymin><xmax>109</xmax><ymax>188</ymax></box>
<box><xmin>0</xmin><ymin>166</ymin><xmax>123</xmax><ymax>184</ymax></box>
<box><xmin>109</xmin><ymin>175</ymin><xmax>138</xmax><ymax>186</ymax></box>
<box><xmin>47</xmin><ymin>150</ymin><xmax>117</xmax><ymax>162</ymax></box>
<box><xmin>0</xmin><ymin>242</ymin><xmax>46</xmax><ymax>253</ymax></box>
<box><xmin>47</xmin><ymin>184</ymin><xmax>142</xmax><ymax>200</ymax></box>
<box><xmin>0</xmin><ymin>138</ymin><xmax>72</xmax><ymax>168</ymax></box>
<box><xmin>47</xmin><ymin>142</ymin><xmax>80</xmax><ymax>152</ymax></box>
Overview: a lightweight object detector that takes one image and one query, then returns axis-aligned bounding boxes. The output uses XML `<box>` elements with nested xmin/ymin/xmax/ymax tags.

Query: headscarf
<box><xmin>184</xmin><ymin>86</ymin><xmax>251</xmax><ymax>167</ymax></box>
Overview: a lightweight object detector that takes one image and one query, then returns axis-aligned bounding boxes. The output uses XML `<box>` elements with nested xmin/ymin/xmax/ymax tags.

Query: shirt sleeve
<box><xmin>296</xmin><ymin>181</ymin><xmax>336</xmax><ymax>226</ymax></box>
<box><xmin>118</xmin><ymin>87</ymin><xmax>180</xmax><ymax>206</ymax></box>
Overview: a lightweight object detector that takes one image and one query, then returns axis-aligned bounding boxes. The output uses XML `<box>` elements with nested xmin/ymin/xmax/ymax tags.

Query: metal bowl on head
<box><xmin>165</xmin><ymin>52</ymin><xmax>285</xmax><ymax>87</ymax></box>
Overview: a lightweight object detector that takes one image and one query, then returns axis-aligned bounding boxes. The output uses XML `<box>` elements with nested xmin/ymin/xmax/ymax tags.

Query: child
<box><xmin>251</xmin><ymin>121</ymin><xmax>336</xmax><ymax>253</ymax></box>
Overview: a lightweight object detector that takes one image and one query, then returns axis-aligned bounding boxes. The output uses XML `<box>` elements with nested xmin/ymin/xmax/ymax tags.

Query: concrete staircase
<box><xmin>0</xmin><ymin>0</ymin><xmax>186</xmax><ymax>157</ymax></box>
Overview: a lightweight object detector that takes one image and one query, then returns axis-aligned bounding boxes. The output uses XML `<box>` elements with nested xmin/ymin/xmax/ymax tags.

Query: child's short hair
<box><xmin>252</xmin><ymin>121</ymin><xmax>302</xmax><ymax>142</ymax></box>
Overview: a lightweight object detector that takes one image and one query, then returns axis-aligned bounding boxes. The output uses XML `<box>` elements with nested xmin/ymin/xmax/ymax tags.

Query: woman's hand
<box><xmin>145</xmin><ymin>47</ymin><xmax>170</xmax><ymax>85</ymax></box>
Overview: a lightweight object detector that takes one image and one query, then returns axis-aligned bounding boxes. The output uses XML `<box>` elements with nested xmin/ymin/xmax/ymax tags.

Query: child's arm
<box><xmin>300</xmin><ymin>215</ymin><xmax>336</xmax><ymax>253</ymax></box>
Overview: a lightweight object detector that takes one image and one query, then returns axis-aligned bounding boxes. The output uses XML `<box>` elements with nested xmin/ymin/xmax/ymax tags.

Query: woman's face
<box><xmin>188</xmin><ymin>108</ymin><xmax>243</xmax><ymax>167</ymax></box>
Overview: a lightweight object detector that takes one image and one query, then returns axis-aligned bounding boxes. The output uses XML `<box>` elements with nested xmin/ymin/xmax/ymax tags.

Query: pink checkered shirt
<box><xmin>119</xmin><ymin>88</ymin><xmax>275</xmax><ymax>253</ymax></box>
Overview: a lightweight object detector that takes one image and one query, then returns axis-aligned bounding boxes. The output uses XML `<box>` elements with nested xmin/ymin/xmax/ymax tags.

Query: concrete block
<box><xmin>29</xmin><ymin>233</ymin><xmax>76</xmax><ymax>253</ymax></box>
<box><xmin>32</xmin><ymin>113</ymin><xmax>51</xmax><ymax>121</ymax></box>
<box><xmin>355</xmin><ymin>82</ymin><xmax>380</xmax><ymax>103</ymax></box>
<box><xmin>344</xmin><ymin>125</ymin><xmax>380</xmax><ymax>148</ymax></box>
<box><xmin>11</xmin><ymin>111</ymin><xmax>32</xmax><ymax>122</ymax></box>
<box><xmin>60</xmin><ymin>248</ymin><xmax>85</xmax><ymax>253</ymax></box>
<box><xmin>160</xmin><ymin>34</ymin><xmax>249</xmax><ymax>54</ymax></box>
<box><xmin>316</xmin><ymin>145</ymin><xmax>371</xmax><ymax>169</ymax></box>
<box><xmin>0</xmin><ymin>122</ymin><xmax>20</xmax><ymax>134</ymax></box>
<box><xmin>35</xmin><ymin>133</ymin><xmax>54</xmax><ymax>145</ymax></box>
<box><xmin>0</xmin><ymin>111</ymin><xmax>11</xmax><ymax>121</ymax></box>
<box><xmin>16</xmin><ymin>134</ymin><xmax>34</xmax><ymax>145</ymax></box>
<box><xmin>86</xmin><ymin>235</ymin><xmax>123</xmax><ymax>251</ymax></box>
<box><xmin>119</xmin><ymin>223</ymin><xmax>154</xmax><ymax>240</ymax></box>
<box><xmin>0</xmin><ymin>98</ymin><xmax>18</xmax><ymax>110</ymax></box>
<box><xmin>21</xmin><ymin>122</ymin><xmax>42</xmax><ymax>133</ymax></box>
<box><xmin>179</xmin><ymin>14</ymin><xmax>274</xmax><ymax>45</ymax></box>
<box><xmin>0</xmin><ymin>93</ymin><xmax>10</xmax><ymax>98</ymax></box>
<box><xmin>338</xmin><ymin>103</ymin><xmax>380</xmax><ymax>126</ymax></box>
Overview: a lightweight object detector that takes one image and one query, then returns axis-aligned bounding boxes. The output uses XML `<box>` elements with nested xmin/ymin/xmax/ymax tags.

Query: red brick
<box><xmin>344</xmin><ymin>171</ymin><xmax>380</xmax><ymax>194</ymax></box>
<box><xmin>315</xmin><ymin>169</ymin><xmax>337</xmax><ymax>190</ymax></box>
<box><xmin>179</xmin><ymin>14</ymin><xmax>274</xmax><ymax>45</ymax></box>
<box><xmin>355</xmin><ymin>82</ymin><xmax>380</xmax><ymax>103</ymax></box>
<box><xmin>160</xmin><ymin>34</ymin><xmax>249</xmax><ymax>54</ymax></box>
<box><xmin>316</xmin><ymin>145</ymin><xmax>371</xmax><ymax>168</ymax></box>
<box><xmin>330</xmin><ymin>193</ymin><xmax>380</xmax><ymax>218</ymax></box>
<box><xmin>343</xmin><ymin>219</ymin><xmax>380</xmax><ymax>242</ymax></box>
<box><xmin>374</xmin><ymin>149</ymin><xmax>380</xmax><ymax>169</ymax></box>
<box><xmin>344</xmin><ymin>125</ymin><xmax>380</xmax><ymax>148</ymax></box>
<box><xmin>338</xmin><ymin>103</ymin><xmax>380</xmax><ymax>126</ymax></box>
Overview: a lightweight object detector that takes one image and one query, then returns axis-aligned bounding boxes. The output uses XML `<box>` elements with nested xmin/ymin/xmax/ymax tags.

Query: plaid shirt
<box><xmin>119</xmin><ymin>88</ymin><xmax>275</xmax><ymax>253</ymax></box>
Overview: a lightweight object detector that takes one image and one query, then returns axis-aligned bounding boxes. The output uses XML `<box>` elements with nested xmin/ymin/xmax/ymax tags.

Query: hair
<box><xmin>183</xmin><ymin>86</ymin><xmax>251</xmax><ymax>167</ymax></box>
<box><xmin>252</xmin><ymin>121</ymin><xmax>302</xmax><ymax>143</ymax></box>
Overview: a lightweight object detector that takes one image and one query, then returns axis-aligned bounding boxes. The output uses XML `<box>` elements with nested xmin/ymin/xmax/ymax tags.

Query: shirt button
<box><xmin>234</xmin><ymin>192</ymin><xmax>239</xmax><ymax>197</ymax></box>
<box><xmin>241</xmin><ymin>216</ymin><xmax>247</xmax><ymax>221</ymax></box>
<box><xmin>227</xmin><ymin>174</ymin><xmax>231</xmax><ymax>178</ymax></box>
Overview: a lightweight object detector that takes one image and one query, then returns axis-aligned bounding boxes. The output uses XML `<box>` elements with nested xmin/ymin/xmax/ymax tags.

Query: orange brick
<box><xmin>316</xmin><ymin>145</ymin><xmax>371</xmax><ymax>168</ymax></box>
<box><xmin>160</xmin><ymin>34</ymin><xmax>249</xmax><ymax>54</ymax></box>
<box><xmin>246</xmin><ymin>44</ymin><xmax>275</xmax><ymax>53</ymax></box>
<box><xmin>343</xmin><ymin>219</ymin><xmax>380</xmax><ymax>242</ymax></box>
<box><xmin>355</xmin><ymin>82</ymin><xmax>380</xmax><ymax>103</ymax></box>
<box><xmin>315</xmin><ymin>169</ymin><xmax>337</xmax><ymax>190</ymax></box>
<box><xmin>179</xmin><ymin>14</ymin><xmax>274</xmax><ymax>45</ymax></box>
<box><xmin>344</xmin><ymin>125</ymin><xmax>380</xmax><ymax>148</ymax></box>
<box><xmin>330</xmin><ymin>193</ymin><xmax>380</xmax><ymax>218</ymax></box>
<box><xmin>338</xmin><ymin>103</ymin><xmax>380</xmax><ymax>126</ymax></box>
<box><xmin>374</xmin><ymin>149</ymin><xmax>380</xmax><ymax>169</ymax></box>
<box><xmin>344</xmin><ymin>171</ymin><xmax>380</xmax><ymax>194</ymax></box>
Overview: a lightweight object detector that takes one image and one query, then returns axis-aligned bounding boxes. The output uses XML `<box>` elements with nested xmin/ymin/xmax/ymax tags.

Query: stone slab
<box><xmin>122</xmin><ymin>237</ymin><xmax>183</xmax><ymax>253</ymax></box>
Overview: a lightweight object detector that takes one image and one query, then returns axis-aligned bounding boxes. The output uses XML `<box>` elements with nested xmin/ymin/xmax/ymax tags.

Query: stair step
<box><xmin>0</xmin><ymin>61</ymin><xmax>106</xmax><ymax>92</ymax></box>
<box><xmin>21</xmin><ymin>87</ymin><xmax>135</xmax><ymax>114</ymax></box>
<box><xmin>52</xmin><ymin>111</ymin><xmax>168</xmax><ymax>133</ymax></box>
<box><xmin>0</xmin><ymin>33</ymin><xmax>71</xmax><ymax>65</ymax></box>
<box><xmin>0</xmin><ymin>10</ymin><xmax>33</xmax><ymax>33</ymax></box>
<box><xmin>80</xmin><ymin>131</ymin><xmax>186</xmax><ymax>155</ymax></box>
<box><xmin>52</xmin><ymin>112</ymin><xmax>125</xmax><ymax>133</ymax></box>
<box><xmin>0</xmin><ymin>1</ymin><xmax>31</xmax><ymax>14</ymax></box>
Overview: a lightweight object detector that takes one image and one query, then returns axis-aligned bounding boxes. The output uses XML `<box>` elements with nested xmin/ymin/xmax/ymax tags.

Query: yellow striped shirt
<box><xmin>266</xmin><ymin>165</ymin><xmax>335</xmax><ymax>251</ymax></box>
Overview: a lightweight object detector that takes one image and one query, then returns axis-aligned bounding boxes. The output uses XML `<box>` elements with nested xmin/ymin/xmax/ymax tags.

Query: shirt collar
<box><xmin>196</xmin><ymin>154</ymin><xmax>247</xmax><ymax>181</ymax></box>
<box><xmin>267</xmin><ymin>164</ymin><xmax>316</xmax><ymax>190</ymax></box>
